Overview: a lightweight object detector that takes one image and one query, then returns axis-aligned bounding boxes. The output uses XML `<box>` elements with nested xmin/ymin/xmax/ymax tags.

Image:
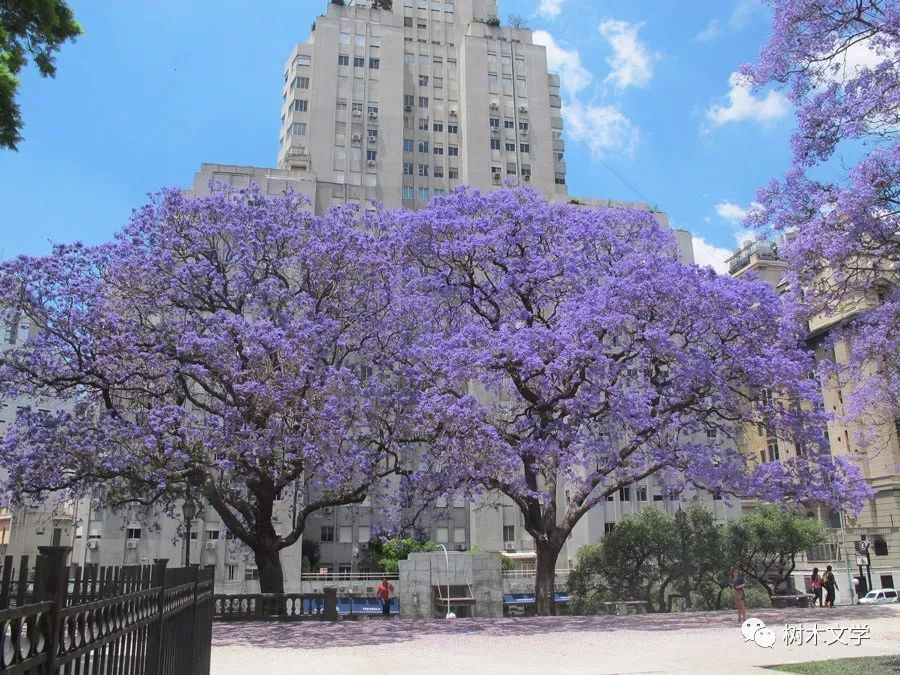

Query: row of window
<box><xmin>320</xmin><ymin>525</ymin><xmax>372</xmax><ymax>543</ymax></box>
<box><xmin>403</xmin><ymin>53</ymin><xmax>457</xmax><ymax>68</ymax></box>
<box><xmin>338</xmin><ymin>54</ymin><xmax>381</xmax><ymax>69</ymax></box>
<box><xmin>403</xmin><ymin>0</ymin><xmax>455</xmax><ymax>12</ymax></box>
<box><xmin>403</xmin><ymin>186</ymin><xmax>448</xmax><ymax>200</ymax></box>
<box><xmin>402</xmin><ymin>139</ymin><xmax>459</xmax><ymax>155</ymax></box>
<box><xmin>489</xmin><ymin>139</ymin><xmax>532</xmax><ymax>153</ymax></box>
<box><xmin>490</xmin><ymin>118</ymin><xmax>529</xmax><ymax>131</ymax></box>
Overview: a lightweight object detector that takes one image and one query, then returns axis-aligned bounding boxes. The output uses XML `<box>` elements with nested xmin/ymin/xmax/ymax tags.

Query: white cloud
<box><xmin>695</xmin><ymin>18</ymin><xmax>721</xmax><ymax>42</ymax></box>
<box><xmin>691</xmin><ymin>236</ymin><xmax>733</xmax><ymax>274</ymax></box>
<box><xmin>598</xmin><ymin>20</ymin><xmax>658</xmax><ymax>89</ymax></box>
<box><xmin>537</xmin><ymin>0</ymin><xmax>564</xmax><ymax>19</ymax></box>
<box><xmin>706</xmin><ymin>72</ymin><xmax>789</xmax><ymax>126</ymax></box>
<box><xmin>533</xmin><ymin>30</ymin><xmax>640</xmax><ymax>159</ymax></box>
<box><xmin>533</xmin><ymin>30</ymin><xmax>592</xmax><ymax>96</ymax></box>
<box><xmin>564</xmin><ymin>100</ymin><xmax>640</xmax><ymax>159</ymax></box>
<box><xmin>714</xmin><ymin>201</ymin><xmax>749</xmax><ymax>224</ymax></box>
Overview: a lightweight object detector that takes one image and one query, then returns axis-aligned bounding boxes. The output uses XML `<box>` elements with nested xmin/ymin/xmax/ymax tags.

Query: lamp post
<box><xmin>435</xmin><ymin>544</ymin><xmax>455</xmax><ymax>619</ymax></box>
<box><xmin>675</xmin><ymin>507</ymin><xmax>691</xmax><ymax>611</ymax></box>
<box><xmin>182</xmin><ymin>500</ymin><xmax>197</xmax><ymax>568</ymax></box>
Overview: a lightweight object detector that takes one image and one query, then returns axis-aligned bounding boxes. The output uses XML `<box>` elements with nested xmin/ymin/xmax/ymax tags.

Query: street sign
<box><xmin>856</xmin><ymin>555</ymin><xmax>868</xmax><ymax>566</ymax></box>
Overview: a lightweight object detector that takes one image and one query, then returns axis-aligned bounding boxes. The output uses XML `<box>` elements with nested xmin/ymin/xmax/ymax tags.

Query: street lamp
<box><xmin>435</xmin><ymin>544</ymin><xmax>455</xmax><ymax>619</ymax></box>
<box><xmin>182</xmin><ymin>500</ymin><xmax>197</xmax><ymax>567</ymax></box>
<box><xmin>675</xmin><ymin>507</ymin><xmax>691</xmax><ymax>611</ymax></box>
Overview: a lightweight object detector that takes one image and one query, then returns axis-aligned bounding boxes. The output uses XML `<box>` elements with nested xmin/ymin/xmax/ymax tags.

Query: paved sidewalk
<box><xmin>211</xmin><ymin>605</ymin><xmax>900</xmax><ymax>674</ymax></box>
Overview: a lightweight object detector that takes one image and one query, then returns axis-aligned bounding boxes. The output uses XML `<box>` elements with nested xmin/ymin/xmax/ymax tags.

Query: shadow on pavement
<box><xmin>212</xmin><ymin>605</ymin><xmax>898</xmax><ymax>650</ymax></box>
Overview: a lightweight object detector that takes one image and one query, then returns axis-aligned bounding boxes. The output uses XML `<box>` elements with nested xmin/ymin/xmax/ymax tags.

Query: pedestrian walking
<box><xmin>810</xmin><ymin>567</ymin><xmax>823</xmax><ymax>607</ymax></box>
<box><xmin>822</xmin><ymin>565</ymin><xmax>838</xmax><ymax>608</ymax></box>
<box><xmin>377</xmin><ymin>577</ymin><xmax>395</xmax><ymax>617</ymax></box>
<box><xmin>731</xmin><ymin>569</ymin><xmax>747</xmax><ymax>623</ymax></box>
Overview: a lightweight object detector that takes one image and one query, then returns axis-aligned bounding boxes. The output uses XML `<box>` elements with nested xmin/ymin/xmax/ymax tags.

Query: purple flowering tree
<box><xmin>743</xmin><ymin>0</ymin><xmax>900</xmax><ymax>423</ymax></box>
<box><xmin>0</xmin><ymin>186</ymin><xmax>420</xmax><ymax>593</ymax></box>
<box><xmin>401</xmin><ymin>187</ymin><xmax>869</xmax><ymax>615</ymax></box>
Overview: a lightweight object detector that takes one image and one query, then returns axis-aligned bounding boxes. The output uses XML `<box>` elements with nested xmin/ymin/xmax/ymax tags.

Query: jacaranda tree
<box><xmin>0</xmin><ymin>185</ymin><xmax>421</xmax><ymax>593</ymax></box>
<box><xmin>401</xmin><ymin>187</ymin><xmax>870</xmax><ymax>615</ymax></box>
<box><xmin>744</xmin><ymin>0</ymin><xmax>900</xmax><ymax>424</ymax></box>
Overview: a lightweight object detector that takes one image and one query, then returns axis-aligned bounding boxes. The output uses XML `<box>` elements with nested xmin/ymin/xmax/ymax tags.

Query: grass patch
<box><xmin>768</xmin><ymin>655</ymin><xmax>900</xmax><ymax>674</ymax></box>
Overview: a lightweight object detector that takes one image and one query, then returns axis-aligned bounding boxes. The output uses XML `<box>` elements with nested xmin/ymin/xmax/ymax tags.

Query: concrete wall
<box><xmin>399</xmin><ymin>551</ymin><xmax>503</xmax><ymax>618</ymax></box>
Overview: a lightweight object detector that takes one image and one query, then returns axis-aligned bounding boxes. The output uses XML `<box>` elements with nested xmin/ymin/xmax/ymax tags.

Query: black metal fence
<box><xmin>0</xmin><ymin>546</ymin><xmax>213</xmax><ymax>674</ymax></box>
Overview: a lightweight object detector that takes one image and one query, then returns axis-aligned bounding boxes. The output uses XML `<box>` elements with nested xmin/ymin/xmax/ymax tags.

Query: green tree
<box><xmin>1</xmin><ymin>0</ymin><xmax>81</xmax><ymax>150</ymax></box>
<box><xmin>725</xmin><ymin>504</ymin><xmax>827</xmax><ymax>597</ymax></box>
<box><xmin>360</xmin><ymin>536</ymin><xmax>436</xmax><ymax>574</ymax></box>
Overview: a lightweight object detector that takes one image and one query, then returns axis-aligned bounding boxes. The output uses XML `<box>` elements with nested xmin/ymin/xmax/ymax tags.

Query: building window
<box><xmin>519</xmin><ymin>121</ymin><xmax>529</xmax><ymax>131</ymax></box>
<box><xmin>370</xmin><ymin>36</ymin><xmax>380</xmax><ymax>48</ymax></box>
<box><xmin>433</xmin><ymin>121</ymin><xmax>443</xmax><ymax>132</ymax></box>
<box><xmin>873</xmin><ymin>538</ymin><xmax>889</xmax><ymax>556</ymax></box>
<box><xmin>635</xmin><ymin>486</ymin><xmax>648</xmax><ymax>501</ymax></box>
<box><xmin>448</xmin><ymin>145</ymin><xmax>458</xmax><ymax>156</ymax></box>
<box><xmin>504</xmin><ymin>119</ymin><xmax>514</xmax><ymax>129</ymax></box>
<box><xmin>368</xmin><ymin>128</ymin><xmax>378</xmax><ymax>139</ymax></box>
<box><xmin>448</xmin><ymin>123</ymin><xmax>458</xmax><ymax>134</ymax></box>
<box><xmin>290</xmin><ymin>76</ymin><xmax>309</xmax><ymax>90</ymax></box>
<box><xmin>433</xmin><ymin>77</ymin><xmax>443</xmax><ymax>88</ymax></box>
<box><xmin>366</xmin><ymin>149</ymin><xmax>377</xmax><ymax>162</ymax></box>
<box><xmin>403</xmin><ymin>138</ymin><xmax>414</xmax><ymax>151</ymax></box>
<box><xmin>766</xmin><ymin>437</ymin><xmax>780</xmax><ymax>462</ymax></box>
<box><xmin>418</xmin><ymin>187</ymin><xmax>430</xmax><ymax>200</ymax></box>
<box><xmin>404</xmin><ymin>50</ymin><xmax>414</xmax><ymax>63</ymax></box>
<box><xmin>434</xmin><ymin>56</ymin><xmax>443</xmax><ymax>65</ymax></box>
<box><xmin>418</xmin><ymin>140</ymin><xmax>429</xmax><ymax>153</ymax></box>
<box><xmin>619</xmin><ymin>487</ymin><xmax>630</xmax><ymax>501</ymax></box>
<box><xmin>433</xmin><ymin>144</ymin><xmax>444</xmax><ymax>155</ymax></box>
<box><xmin>403</xmin><ymin>162</ymin><xmax>414</xmax><ymax>175</ymax></box>
<box><xmin>290</xmin><ymin>123</ymin><xmax>307</xmax><ymax>136</ymax></box>
<box><xmin>226</xmin><ymin>565</ymin><xmax>237</xmax><ymax>581</ymax></box>
<box><xmin>604</xmin><ymin>522</ymin><xmax>616</xmax><ymax>534</ymax></box>
<box><xmin>404</xmin><ymin>94</ymin><xmax>414</xmax><ymax>107</ymax></box>
<box><xmin>454</xmin><ymin>528</ymin><xmax>465</xmax><ymax>544</ymax></box>
<box><xmin>369</xmin><ymin>58</ymin><xmax>380</xmax><ymax>69</ymax></box>
<box><xmin>448</xmin><ymin>167</ymin><xmax>458</xmax><ymax>179</ymax></box>
<box><xmin>418</xmin><ymin>164</ymin><xmax>429</xmax><ymax>176</ymax></box>
<box><xmin>419</xmin><ymin>96</ymin><xmax>429</xmax><ymax>108</ymax></box>
<box><xmin>505</xmin><ymin>142</ymin><xmax>515</xmax><ymax>152</ymax></box>
<box><xmin>419</xmin><ymin>75</ymin><xmax>429</xmax><ymax>86</ymax></box>
<box><xmin>358</xmin><ymin>526</ymin><xmax>371</xmax><ymax>543</ymax></box>
<box><xmin>652</xmin><ymin>494</ymin><xmax>664</xmax><ymax>502</ymax></box>
<box><xmin>502</xmin><ymin>525</ymin><xmax>515</xmax><ymax>541</ymax></box>
<box><xmin>555</xmin><ymin>173</ymin><xmax>566</xmax><ymax>185</ymax></box>
<box><xmin>402</xmin><ymin>186</ymin><xmax>414</xmax><ymax>199</ymax></box>
<box><xmin>339</xmin><ymin>32</ymin><xmax>351</xmax><ymax>45</ymax></box>
<box><xmin>338</xmin><ymin>54</ymin><xmax>349</xmax><ymax>66</ymax></box>
<box><xmin>490</xmin><ymin>117</ymin><xmax>500</xmax><ymax>129</ymax></box>
<box><xmin>488</xmin><ymin>73</ymin><xmax>498</xmax><ymax>86</ymax></box>
<box><xmin>434</xmin><ymin>188</ymin><xmax>445</xmax><ymax>196</ymax></box>
<box><xmin>126</xmin><ymin>527</ymin><xmax>141</xmax><ymax>540</ymax></box>
<box><xmin>436</xmin><ymin>527</ymin><xmax>449</xmax><ymax>543</ymax></box>
<box><xmin>206</xmin><ymin>529</ymin><xmax>220</xmax><ymax>540</ymax></box>
<box><xmin>433</xmin><ymin>165</ymin><xmax>444</xmax><ymax>178</ymax></box>
<box><xmin>320</xmin><ymin>526</ymin><xmax>334</xmax><ymax>542</ymax></box>
<box><xmin>404</xmin><ymin>16</ymin><xmax>413</xmax><ymax>27</ymax></box>
<box><xmin>353</xmin><ymin>56</ymin><xmax>365</xmax><ymax>68</ymax></box>
<box><xmin>293</xmin><ymin>99</ymin><xmax>308</xmax><ymax>112</ymax></box>
<box><xmin>519</xmin><ymin>143</ymin><xmax>530</xmax><ymax>153</ymax></box>
<box><xmin>339</xmin><ymin>526</ymin><xmax>353</xmax><ymax>544</ymax></box>
<box><xmin>418</xmin><ymin>117</ymin><xmax>429</xmax><ymax>130</ymax></box>
<box><xmin>506</xmin><ymin>162</ymin><xmax>516</xmax><ymax>174</ymax></box>
<box><xmin>490</xmin><ymin>138</ymin><xmax>501</xmax><ymax>150</ymax></box>
<box><xmin>295</xmin><ymin>54</ymin><xmax>311</xmax><ymax>67</ymax></box>
<box><xmin>244</xmin><ymin>568</ymin><xmax>259</xmax><ymax>581</ymax></box>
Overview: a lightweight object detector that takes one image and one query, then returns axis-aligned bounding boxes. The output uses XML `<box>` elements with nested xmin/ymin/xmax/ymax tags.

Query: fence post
<box><xmin>35</xmin><ymin>546</ymin><xmax>71</xmax><ymax>674</ymax></box>
<box><xmin>145</xmin><ymin>558</ymin><xmax>169</xmax><ymax>675</ymax></box>
<box><xmin>186</xmin><ymin>565</ymin><xmax>200</xmax><ymax>674</ymax></box>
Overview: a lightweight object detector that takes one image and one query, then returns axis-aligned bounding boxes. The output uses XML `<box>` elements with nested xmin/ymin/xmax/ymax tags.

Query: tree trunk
<box><xmin>534</xmin><ymin>539</ymin><xmax>562</xmax><ymax>616</ymax></box>
<box><xmin>254</xmin><ymin>541</ymin><xmax>285</xmax><ymax>615</ymax></box>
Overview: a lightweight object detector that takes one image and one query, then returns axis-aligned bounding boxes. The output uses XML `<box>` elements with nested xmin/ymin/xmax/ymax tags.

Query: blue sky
<box><xmin>0</xmin><ymin>0</ymin><xmax>794</xmax><ymax>270</ymax></box>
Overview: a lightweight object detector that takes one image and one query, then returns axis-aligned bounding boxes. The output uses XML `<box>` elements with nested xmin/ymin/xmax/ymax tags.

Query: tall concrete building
<box><xmin>276</xmin><ymin>0</ymin><xmax>566</xmax><ymax>212</ymax></box>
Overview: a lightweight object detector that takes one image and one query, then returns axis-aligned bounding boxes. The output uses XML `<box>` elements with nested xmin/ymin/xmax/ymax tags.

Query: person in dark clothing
<box><xmin>822</xmin><ymin>565</ymin><xmax>838</xmax><ymax>608</ymax></box>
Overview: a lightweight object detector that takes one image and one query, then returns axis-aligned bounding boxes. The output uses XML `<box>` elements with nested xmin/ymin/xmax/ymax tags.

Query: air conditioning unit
<box><xmin>205</xmin><ymin>541</ymin><xmax>218</xmax><ymax>550</ymax></box>
<box><xmin>367</xmin><ymin>159</ymin><xmax>377</xmax><ymax>166</ymax></box>
<box><xmin>519</xmin><ymin>105</ymin><xmax>528</xmax><ymax>113</ymax></box>
<box><xmin>504</xmin><ymin>542</ymin><xmax>516</xmax><ymax>551</ymax></box>
<box><xmin>86</xmin><ymin>540</ymin><xmax>100</xmax><ymax>550</ymax></box>
<box><xmin>491</xmin><ymin>127</ymin><xmax>499</xmax><ymax>134</ymax></box>
<box><xmin>368</xmin><ymin>111</ymin><xmax>378</xmax><ymax>118</ymax></box>
<box><xmin>490</xmin><ymin>101</ymin><xmax>499</xmax><ymax>109</ymax></box>
<box><xmin>351</xmin><ymin>133</ymin><xmax>361</xmax><ymax>142</ymax></box>
<box><xmin>523</xmin><ymin>174</ymin><xmax>531</xmax><ymax>181</ymax></box>
<box><xmin>367</xmin><ymin>136</ymin><xmax>378</xmax><ymax>144</ymax></box>
<box><xmin>126</xmin><ymin>540</ymin><xmax>138</xmax><ymax>549</ymax></box>
<box><xmin>456</xmin><ymin>544</ymin><xmax>466</xmax><ymax>551</ymax></box>
<box><xmin>352</xmin><ymin>109</ymin><xmax>362</xmax><ymax>117</ymax></box>
<box><xmin>449</xmin><ymin>109</ymin><xmax>457</xmax><ymax>116</ymax></box>
<box><xmin>404</xmin><ymin>105</ymin><xmax>413</xmax><ymax>112</ymax></box>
